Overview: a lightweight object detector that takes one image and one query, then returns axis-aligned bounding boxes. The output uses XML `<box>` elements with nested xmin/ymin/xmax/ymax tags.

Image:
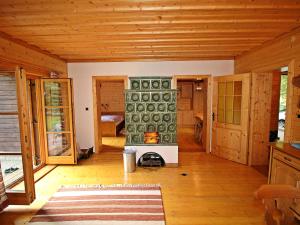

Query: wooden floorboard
<box><xmin>178</xmin><ymin>127</ymin><xmax>205</xmax><ymax>152</ymax></box>
<box><xmin>0</xmin><ymin>152</ymin><xmax>267</xmax><ymax>225</ymax></box>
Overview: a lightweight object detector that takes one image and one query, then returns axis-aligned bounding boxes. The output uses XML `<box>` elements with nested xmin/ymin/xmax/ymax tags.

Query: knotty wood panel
<box><xmin>248</xmin><ymin>73</ymin><xmax>272</xmax><ymax>166</ymax></box>
<box><xmin>0</xmin><ymin>1</ymin><xmax>300</xmax><ymax>61</ymax></box>
<box><xmin>214</xmin><ymin>127</ymin><xmax>242</xmax><ymax>161</ymax></box>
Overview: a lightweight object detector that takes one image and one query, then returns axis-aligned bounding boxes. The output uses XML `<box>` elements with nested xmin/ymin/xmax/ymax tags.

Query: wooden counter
<box><xmin>269</xmin><ymin>143</ymin><xmax>300</xmax><ymax>185</ymax></box>
<box><xmin>269</xmin><ymin>142</ymin><xmax>300</xmax><ymax>217</ymax></box>
<box><xmin>271</xmin><ymin>142</ymin><xmax>300</xmax><ymax>160</ymax></box>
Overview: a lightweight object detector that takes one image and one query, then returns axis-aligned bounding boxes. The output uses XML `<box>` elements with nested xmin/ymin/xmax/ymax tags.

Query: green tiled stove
<box><xmin>125</xmin><ymin>77</ymin><xmax>177</xmax><ymax>145</ymax></box>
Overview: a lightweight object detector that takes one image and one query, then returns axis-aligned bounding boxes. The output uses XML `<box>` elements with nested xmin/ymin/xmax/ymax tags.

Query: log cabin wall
<box><xmin>98</xmin><ymin>81</ymin><xmax>125</xmax><ymax>113</ymax></box>
<box><xmin>235</xmin><ymin>28</ymin><xmax>300</xmax><ymax>143</ymax></box>
<box><xmin>0</xmin><ymin>34</ymin><xmax>67</xmax><ymax>76</ymax></box>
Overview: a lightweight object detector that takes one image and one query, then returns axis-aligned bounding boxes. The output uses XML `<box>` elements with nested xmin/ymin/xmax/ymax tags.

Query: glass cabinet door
<box><xmin>41</xmin><ymin>79</ymin><xmax>76</xmax><ymax>164</ymax></box>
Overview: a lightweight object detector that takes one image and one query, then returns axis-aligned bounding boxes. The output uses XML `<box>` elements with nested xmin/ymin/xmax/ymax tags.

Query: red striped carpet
<box><xmin>28</xmin><ymin>184</ymin><xmax>166</xmax><ymax>225</ymax></box>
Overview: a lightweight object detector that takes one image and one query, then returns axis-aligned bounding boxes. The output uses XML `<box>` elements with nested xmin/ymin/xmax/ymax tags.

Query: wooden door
<box><xmin>248</xmin><ymin>72</ymin><xmax>273</xmax><ymax>166</ymax></box>
<box><xmin>212</xmin><ymin>73</ymin><xmax>251</xmax><ymax>164</ymax></box>
<box><xmin>41</xmin><ymin>79</ymin><xmax>76</xmax><ymax>164</ymax></box>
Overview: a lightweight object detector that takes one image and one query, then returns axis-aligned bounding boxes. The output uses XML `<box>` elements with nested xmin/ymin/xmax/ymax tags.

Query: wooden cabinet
<box><xmin>269</xmin><ymin>148</ymin><xmax>300</xmax><ymax>186</ymax></box>
<box><xmin>270</xmin><ymin>158</ymin><xmax>300</xmax><ymax>186</ymax></box>
<box><xmin>269</xmin><ymin>145</ymin><xmax>300</xmax><ymax>217</ymax></box>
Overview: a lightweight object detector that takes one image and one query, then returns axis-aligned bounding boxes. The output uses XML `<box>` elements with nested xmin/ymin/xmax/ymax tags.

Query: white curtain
<box><xmin>0</xmin><ymin>162</ymin><xmax>8</xmax><ymax>212</ymax></box>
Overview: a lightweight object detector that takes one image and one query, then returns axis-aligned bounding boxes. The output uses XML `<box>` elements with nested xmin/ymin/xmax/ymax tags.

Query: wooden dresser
<box><xmin>269</xmin><ymin>143</ymin><xmax>300</xmax><ymax>218</ymax></box>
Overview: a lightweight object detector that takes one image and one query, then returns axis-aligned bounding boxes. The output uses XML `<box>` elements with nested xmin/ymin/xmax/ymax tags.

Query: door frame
<box><xmin>92</xmin><ymin>76</ymin><xmax>128</xmax><ymax>153</ymax></box>
<box><xmin>173</xmin><ymin>75</ymin><xmax>212</xmax><ymax>154</ymax></box>
<box><xmin>26</xmin><ymin>78</ymin><xmax>46</xmax><ymax>168</ymax></box>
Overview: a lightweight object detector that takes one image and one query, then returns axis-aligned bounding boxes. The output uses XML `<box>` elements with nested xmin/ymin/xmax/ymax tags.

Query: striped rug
<box><xmin>28</xmin><ymin>184</ymin><xmax>166</xmax><ymax>225</ymax></box>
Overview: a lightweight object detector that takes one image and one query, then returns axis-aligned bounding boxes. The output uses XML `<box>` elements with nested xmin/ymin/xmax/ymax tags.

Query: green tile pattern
<box><xmin>125</xmin><ymin>77</ymin><xmax>177</xmax><ymax>145</ymax></box>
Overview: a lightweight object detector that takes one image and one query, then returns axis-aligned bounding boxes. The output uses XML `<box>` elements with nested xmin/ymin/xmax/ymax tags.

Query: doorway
<box><xmin>249</xmin><ymin>66</ymin><xmax>289</xmax><ymax>175</ymax></box>
<box><xmin>268</xmin><ymin>67</ymin><xmax>288</xmax><ymax>143</ymax></box>
<box><xmin>174</xmin><ymin>75</ymin><xmax>211</xmax><ymax>152</ymax></box>
<box><xmin>278</xmin><ymin>67</ymin><xmax>288</xmax><ymax>141</ymax></box>
<box><xmin>93</xmin><ymin>76</ymin><xmax>127</xmax><ymax>153</ymax></box>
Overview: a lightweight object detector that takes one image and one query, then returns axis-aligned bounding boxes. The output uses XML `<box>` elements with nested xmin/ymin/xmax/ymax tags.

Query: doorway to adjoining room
<box><xmin>93</xmin><ymin>76</ymin><xmax>127</xmax><ymax>152</ymax></box>
<box><xmin>175</xmin><ymin>76</ymin><xmax>210</xmax><ymax>152</ymax></box>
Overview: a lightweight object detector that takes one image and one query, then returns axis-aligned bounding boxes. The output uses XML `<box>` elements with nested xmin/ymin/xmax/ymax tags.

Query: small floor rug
<box><xmin>28</xmin><ymin>184</ymin><xmax>166</xmax><ymax>225</ymax></box>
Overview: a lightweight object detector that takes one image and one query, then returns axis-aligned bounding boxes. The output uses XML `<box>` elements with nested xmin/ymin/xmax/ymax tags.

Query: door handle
<box><xmin>212</xmin><ymin>112</ymin><xmax>215</xmax><ymax>121</ymax></box>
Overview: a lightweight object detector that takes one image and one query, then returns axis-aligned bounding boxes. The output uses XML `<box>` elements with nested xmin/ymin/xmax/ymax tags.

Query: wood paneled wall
<box><xmin>248</xmin><ymin>73</ymin><xmax>272</xmax><ymax>166</ymax></box>
<box><xmin>98</xmin><ymin>81</ymin><xmax>124</xmax><ymax>113</ymax></box>
<box><xmin>177</xmin><ymin>81</ymin><xmax>204</xmax><ymax>127</ymax></box>
<box><xmin>0</xmin><ymin>34</ymin><xmax>67</xmax><ymax>76</ymax></box>
<box><xmin>235</xmin><ymin>28</ymin><xmax>300</xmax><ymax>143</ymax></box>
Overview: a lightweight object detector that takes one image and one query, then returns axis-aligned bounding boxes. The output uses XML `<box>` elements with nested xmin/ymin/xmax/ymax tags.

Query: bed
<box><xmin>100</xmin><ymin>114</ymin><xmax>125</xmax><ymax>137</ymax></box>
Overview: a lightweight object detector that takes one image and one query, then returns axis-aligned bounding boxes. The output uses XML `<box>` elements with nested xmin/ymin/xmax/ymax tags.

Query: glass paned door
<box><xmin>212</xmin><ymin>73</ymin><xmax>251</xmax><ymax>165</ymax></box>
<box><xmin>41</xmin><ymin>79</ymin><xmax>76</xmax><ymax>164</ymax></box>
<box><xmin>217</xmin><ymin>81</ymin><xmax>242</xmax><ymax>125</ymax></box>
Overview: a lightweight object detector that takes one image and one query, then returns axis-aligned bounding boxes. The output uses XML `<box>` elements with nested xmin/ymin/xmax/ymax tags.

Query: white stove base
<box><xmin>125</xmin><ymin>145</ymin><xmax>178</xmax><ymax>166</ymax></box>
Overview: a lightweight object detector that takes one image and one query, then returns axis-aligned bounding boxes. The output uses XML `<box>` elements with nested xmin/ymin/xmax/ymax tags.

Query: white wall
<box><xmin>68</xmin><ymin>60</ymin><xmax>234</xmax><ymax>149</ymax></box>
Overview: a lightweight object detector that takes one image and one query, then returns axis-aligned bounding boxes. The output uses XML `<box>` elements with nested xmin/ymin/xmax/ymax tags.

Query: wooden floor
<box><xmin>102</xmin><ymin>134</ymin><xmax>125</xmax><ymax>152</ymax></box>
<box><xmin>178</xmin><ymin>127</ymin><xmax>205</xmax><ymax>152</ymax></box>
<box><xmin>0</xmin><ymin>152</ymin><xmax>267</xmax><ymax>225</ymax></box>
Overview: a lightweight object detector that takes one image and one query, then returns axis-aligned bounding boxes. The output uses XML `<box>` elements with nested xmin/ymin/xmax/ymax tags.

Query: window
<box><xmin>217</xmin><ymin>81</ymin><xmax>242</xmax><ymax>125</ymax></box>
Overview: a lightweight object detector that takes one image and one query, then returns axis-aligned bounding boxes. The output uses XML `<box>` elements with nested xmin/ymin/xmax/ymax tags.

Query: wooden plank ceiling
<box><xmin>0</xmin><ymin>0</ymin><xmax>300</xmax><ymax>62</ymax></box>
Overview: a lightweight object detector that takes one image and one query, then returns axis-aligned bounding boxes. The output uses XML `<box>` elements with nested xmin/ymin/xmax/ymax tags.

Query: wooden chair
<box><xmin>255</xmin><ymin>185</ymin><xmax>300</xmax><ymax>225</ymax></box>
<box><xmin>194</xmin><ymin>118</ymin><xmax>203</xmax><ymax>144</ymax></box>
